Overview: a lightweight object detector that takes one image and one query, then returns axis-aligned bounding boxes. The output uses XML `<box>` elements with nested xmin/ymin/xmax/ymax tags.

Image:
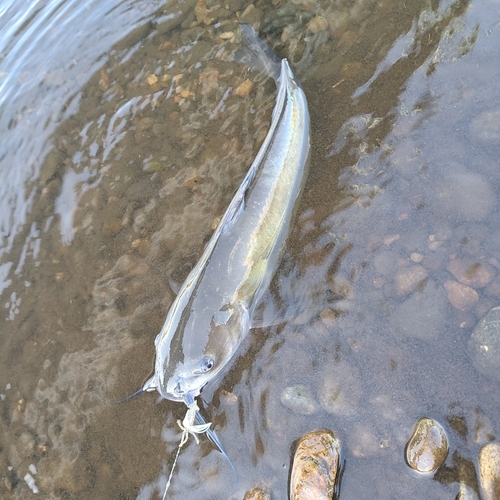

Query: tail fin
<box><xmin>235</xmin><ymin>23</ymin><xmax>281</xmax><ymax>82</ymax></box>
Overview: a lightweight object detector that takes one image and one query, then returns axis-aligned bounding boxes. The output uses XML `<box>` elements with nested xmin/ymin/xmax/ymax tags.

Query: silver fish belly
<box><xmin>145</xmin><ymin>26</ymin><xmax>310</xmax><ymax>407</ymax></box>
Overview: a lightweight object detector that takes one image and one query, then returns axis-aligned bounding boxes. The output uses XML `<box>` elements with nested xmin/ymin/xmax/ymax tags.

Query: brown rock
<box><xmin>99</xmin><ymin>69</ymin><xmax>109</xmax><ymax>91</ymax></box>
<box><xmin>199</xmin><ymin>67</ymin><xmax>219</xmax><ymax>95</ymax></box>
<box><xmin>443</xmin><ymin>281</ymin><xmax>479</xmax><ymax>311</ymax></box>
<box><xmin>447</xmin><ymin>259</ymin><xmax>495</xmax><ymax>288</ymax></box>
<box><xmin>194</xmin><ymin>0</ymin><xmax>216</xmax><ymax>24</ymax></box>
<box><xmin>340</xmin><ymin>62</ymin><xmax>363</xmax><ymax>79</ymax></box>
<box><xmin>102</xmin><ymin>217</ymin><xmax>122</xmax><ymax>237</ymax></box>
<box><xmin>307</xmin><ymin>16</ymin><xmax>328</xmax><ymax>34</ymax></box>
<box><xmin>146</xmin><ymin>74</ymin><xmax>158</xmax><ymax>86</ymax></box>
<box><xmin>320</xmin><ymin>308</ymin><xmax>337</xmax><ymax>327</ymax></box>
<box><xmin>243</xmin><ymin>486</ymin><xmax>270</xmax><ymax>500</ymax></box>
<box><xmin>394</xmin><ymin>265</ymin><xmax>428</xmax><ymax>296</ymax></box>
<box><xmin>183</xmin><ymin>170</ymin><xmax>203</xmax><ymax>190</ymax></box>
<box><xmin>337</xmin><ymin>31</ymin><xmax>359</xmax><ymax>51</ymax></box>
<box><xmin>290</xmin><ymin>430</ymin><xmax>340</xmax><ymax>500</ymax></box>
<box><xmin>158</xmin><ymin>41</ymin><xmax>171</xmax><ymax>51</ymax></box>
<box><xmin>405</xmin><ymin>417</ymin><xmax>448</xmax><ymax>473</ymax></box>
<box><xmin>239</xmin><ymin>5</ymin><xmax>263</xmax><ymax>27</ymax></box>
<box><xmin>478</xmin><ymin>442</ymin><xmax>500</xmax><ymax>500</ymax></box>
<box><xmin>235</xmin><ymin>79</ymin><xmax>254</xmax><ymax>97</ymax></box>
<box><xmin>291</xmin><ymin>0</ymin><xmax>317</xmax><ymax>10</ymax></box>
<box><xmin>473</xmin><ymin>409</ymin><xmax>495</xmax><ymax>445</ymax></box>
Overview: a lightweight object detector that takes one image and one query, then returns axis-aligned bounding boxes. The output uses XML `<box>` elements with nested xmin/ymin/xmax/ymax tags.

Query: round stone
<box><xmin>394</xmin><ymin>265</ymin><xmax>428</xmax><ymax>297</ymax></box>
<box><xmin>405</xmin><ymin>417</ymin><xmax>448</xmax><ymax>473</ymax></box>
<box><xmin>389</xmin><ymin>280</ymin><xmax>448</xmax><ymax>342</ymax></box>
<box><xmin>443</xmin><ymin>281</ymin><xmax>479</xmax><ymax>311</ymax></box>
<box><xmin>468</xmin><ymin>306</ymin><xmax>500</xmax><ymax>381</ymax></box>
<box><xmin>280</xmin><ymin>385</ymin><xmax>318</xmax><ymax>415</ymax></box>
<box><xmin>431</xmin><ymin>171</ymin><xmax>495</xmax><ymax>223</ymax></box>
<box><xmin>243</xmin><ymin>486</ymin><xmax>270</xmax><ymax>500</ymax></box>
<box><xmin>447</xmin><ymin>259</ymin><xmax>495</xmax><ymax>289</ymax></box>
<box><xmin>456</xmin><ymin>483</ymin><xmax>480</xmax><ymax>500</ymax></box>
<box><xmin>290</xmin><ymin>430</ymin><xmax>340</xmax><ymax>500</ymax></box>
<box><xmin>469</xmin><ymin>108</ymin><xmax>500</xmax><ymax>146</ymax></box>
<box><xmin>478</xmin><ymin>442</ymin><xmax>500</xmax><ymax>500</ymax></box>
<box><xmin>318</xmin><ymin>360</ymin><xmax>363</xmax><ymax>417</ymax></box>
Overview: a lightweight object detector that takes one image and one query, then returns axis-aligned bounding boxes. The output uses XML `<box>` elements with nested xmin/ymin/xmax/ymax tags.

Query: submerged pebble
<box><xmin>389</xmin><ymin>280</ymin><xmax>448</xmax><ymax>341</ymax></box>
<box><xmin>447</xmin><ymin>259</ymin><xmax>495</xmax><ymax>289</ymax></box>
<box><xmin>468</xmin><ymin>306</ymin><xmax>500</xmax><ymax>381</ymax></box>
<box><xmin>318</xmin><ymin>360</ymin><xmax>362</xmax><ymax>417</ymax></box>
<box><xmin>347</xmin><ymin>424</ymin><xmax>380</xmax><ymax>458</ymax></box>
<box><xmin>394</xmin><ymin>265</ymin><xmax>428</xmax><ymax>297</ymax></box>
<box><xmin>405</xmin><ymin>417</ymin><xmax>448</xmax><ymax>473</ymax></box>
<box><xmin>472</xmin><ymin>409</ymin><xmax>495</xmax><ymax>445</ymax></box>
<box><xmin>478</xmin><ymin>442</ymin><xmax>500</xmax><ymax>500</ymax></box>
<box><xmin>290</xmin><ymin>430</ymin><xmax>340</xmax><ymax>500</ymax></box>
<box><xmin>469</xmin><ymin>107</ymin><xmax>500</xmax><ymax>146</ymax></box>
<box><xmin>243</xmin><ymin>486</ymin><xmax>270</xmax><ymax>500</ymax></box>
<box><xmin>431</xmin><ymin>172</ymin><xmax>495</xmax><ymax>223</ymax></box>
<box><xmin>307</xmin><ymin>16</ymin><xmax>328</xmax><ymax>34</ymax></box>
<box><xmin>280</xmin><ymin>385</ymin><xmax>317</xmax><ymax>415</ymax></box>
<box><xmin>456</xmin><ymin>483</ymin><xmax>480</xmax><ymax>500</ymax></box>
<box><xmin>235</xmin><ymin>79</ymin><xmax>254</xmax><ymax>97</ymax></box>
<box><xmin>443</xmin><ymin>280</ymin><xmax>479</xmax><ymax>311</ymax></box>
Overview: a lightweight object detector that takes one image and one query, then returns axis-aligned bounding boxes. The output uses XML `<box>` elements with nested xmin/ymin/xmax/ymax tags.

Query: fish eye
<box><xmin>200</xmin><ymin>357</ymin><xmax>214</xmax><ymax>373</ymax></box>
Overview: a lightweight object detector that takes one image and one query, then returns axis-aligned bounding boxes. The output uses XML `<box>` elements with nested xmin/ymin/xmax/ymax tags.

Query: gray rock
<box><xmin>280</xmin><ymin>385</ymin><xmax>317</xmax><ymax>415</ymax></box>
<box><xmin>318</xmin><ymin>360</ymin><xmax>363</xmax><ymax>417</ymax></box>
<box><xmin>468</xmin><ymin>306</ymin><xmax>500</xmax><ymax>381</ymax></box>
<box><xmin>389</xmin><ymin>280</ymin><xmax>448</xmax><ymax>341</ymax></box>
<box><xmin>394</xmin><ymin>265</ymin><xmax>428</xmax><ymax>297</ymax></box>
<box><xmin>431</xmin><ymin>171</ymin><xmax>495</xmax><ymax>223</ymax></box>
<box><xmin>373</xmin><ymin>250</ymin><xmax>398</xmax><ymax>276</ymax></box>
<box><xmin>347</xmin><ymin>424</ymin><xmax>380</xmax><ymax>458</ymax></box>
<box><xmin>155</xmin><ymin>0</ymin><xmax>198</xmax><ymax>35</ymax></box>
<box><xmin>469</xmin><ymin>108</ymin><xmax>500</xmax><ymax>147</ymax></box>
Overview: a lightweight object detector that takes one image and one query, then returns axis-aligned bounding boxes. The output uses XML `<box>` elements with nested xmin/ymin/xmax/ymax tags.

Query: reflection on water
<box><xmin>0</xmin><ymin>0</ymin><xmax>499</xmax><ymax>498</ymax></box>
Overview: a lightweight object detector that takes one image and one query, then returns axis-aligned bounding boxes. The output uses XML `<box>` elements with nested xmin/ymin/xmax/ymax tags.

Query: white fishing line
<box><xmin>162</xmin><ymin>400</ymin><xmax>211</xmax><ymax>499</ymax></box>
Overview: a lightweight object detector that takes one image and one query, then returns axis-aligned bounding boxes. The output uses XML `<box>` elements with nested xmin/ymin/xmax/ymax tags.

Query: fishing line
<box><xmin>162</xmin><ymin>400</ymin><xmax>211</xmax><ymax>499</ymax></box>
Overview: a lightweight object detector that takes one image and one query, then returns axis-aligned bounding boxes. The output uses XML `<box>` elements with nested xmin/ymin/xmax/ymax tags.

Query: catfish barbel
<box><xmin>133</xmin><ymin>23</ymin><xmax>309</xmax><ymax>461</ymax></box>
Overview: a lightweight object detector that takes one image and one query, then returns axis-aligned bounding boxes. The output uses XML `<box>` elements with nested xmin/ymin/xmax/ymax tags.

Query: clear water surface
<box><xmin>0</xmin><ymin>0</ymin><xmax>499</xmax><ymax>498</ymax></box>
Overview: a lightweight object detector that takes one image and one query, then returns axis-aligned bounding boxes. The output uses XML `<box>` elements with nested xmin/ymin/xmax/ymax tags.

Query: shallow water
<box><xmin>1</xmin><ymin>0</ymin><xmax>499</xmax><ymax>498</ymax></box>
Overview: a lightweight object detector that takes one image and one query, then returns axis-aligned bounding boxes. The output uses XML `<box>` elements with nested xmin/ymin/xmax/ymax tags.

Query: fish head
<box><xmin>155</xmin><ymin>302</ymin><xmax>250</xmax><ymax>404</ymax></box>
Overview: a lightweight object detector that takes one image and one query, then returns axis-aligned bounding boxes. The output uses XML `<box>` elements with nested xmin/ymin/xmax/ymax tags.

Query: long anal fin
<box><xmin>195</xmin><ymin>411</ymin><xmax>237</xmax><ymax>477</ymax></box>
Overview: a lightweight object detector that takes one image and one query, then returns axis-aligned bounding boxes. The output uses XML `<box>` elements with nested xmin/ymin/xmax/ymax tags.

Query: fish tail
<box><xmin>235</xmin><ymin>23</ymin><xmax>281</xmax><ymax>82</ymax></box>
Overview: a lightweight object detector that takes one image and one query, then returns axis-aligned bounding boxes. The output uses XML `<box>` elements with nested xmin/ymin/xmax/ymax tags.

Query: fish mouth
<box><xmin>170</xmin><ymin>378</ymin><xmax>200</xmax><ymax>406</ymax></box>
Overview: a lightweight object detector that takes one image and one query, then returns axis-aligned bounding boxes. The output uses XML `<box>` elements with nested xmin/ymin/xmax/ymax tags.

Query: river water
<box><xmin>1</xmin><ymin>0</ymin><xmax>499</xmax><ymax>498</ymax></box>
